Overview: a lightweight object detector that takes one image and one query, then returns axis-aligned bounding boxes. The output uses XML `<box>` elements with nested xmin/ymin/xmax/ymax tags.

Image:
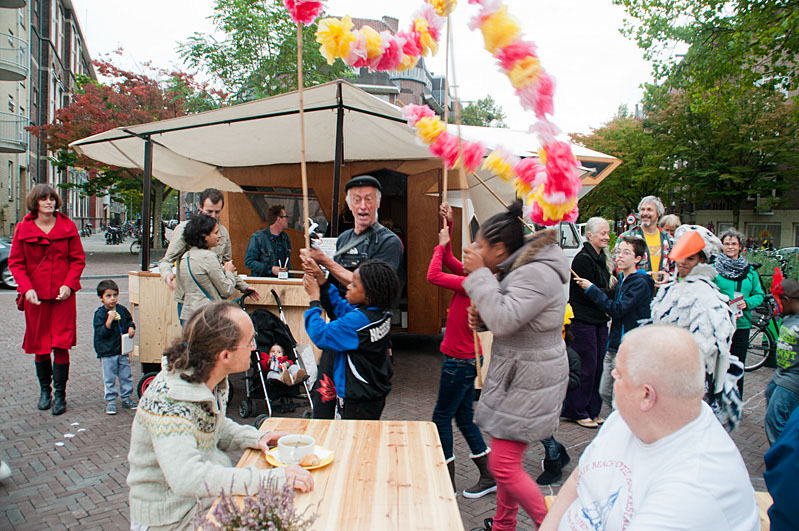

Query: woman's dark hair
<box><xmin>478</xmin><ymin>199</ymin><xmax>525</xmax><ymax>255</ymax></box>
<box><xmin>184</xmin><ymin>213</ymin><xmax>218</xmax><ymax>249</ymax></box>
<box><xmin>26</xmin><ymin>184</ymin><xmax>62</xmax><ymax>213</ymax></box>
<box><xmin>356</xmin><ymin>259</ymin><xmax>400</xmax><ymax>310</ymax></box>
<box><xmin>164</xmin><ymin>301</ymin><xmax>243</xmax><ymax>384</ymax></box>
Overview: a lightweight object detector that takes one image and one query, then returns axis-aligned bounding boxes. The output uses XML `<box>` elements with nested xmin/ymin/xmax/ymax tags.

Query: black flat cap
<box><xmin>345</xmin><ymin>175</ymin><xmax>382</xmax><ymax>192</ymax></box>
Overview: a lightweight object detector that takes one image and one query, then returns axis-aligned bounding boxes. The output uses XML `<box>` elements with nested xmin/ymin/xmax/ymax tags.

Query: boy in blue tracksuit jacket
<box><xmin>303</xmin><ymin>260</ymin><xmax>400</xmax><ymax>420</ymax></box>
<box><xmin>574</xmin><ymin>235</ymin><xmax>655</xmax><ymax>409</ymax></box>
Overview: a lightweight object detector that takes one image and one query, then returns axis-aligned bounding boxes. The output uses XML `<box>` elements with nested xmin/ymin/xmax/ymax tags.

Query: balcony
<box><xmin>0</xmin><ymin>33</ymin><xmax>28</xmax><ymax>81</ymax></box>
<box><xmin>0</xmin><ymin>0</ymin><xmax>26</xmax><ymax>8</ymax></box>
<box><xmin>0</xmin><ymin>111</ymin><xmax>27</xmax><ymax>153</ymax></box>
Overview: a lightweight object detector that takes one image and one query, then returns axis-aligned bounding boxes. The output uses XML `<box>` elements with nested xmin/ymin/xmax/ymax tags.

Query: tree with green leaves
<box><xmin>570</xmin><ymin>106</ymin><xmax>675</xmax><ymax>221</ymax></box>
<box><xmin>612</xmin><ymin>0</ymin><xmax>799</xmax><ymax>96</ymax></box>
<box><xmin>179</xmin><ymin>0</ymin><xmax>350</xmax><ymax>102</ymax></box>
<box><xmin>644</xmin><ymin>83</ymin><xmax>799</xmax><ymax>228</ymax></box>
<box><xmin>28</xmin><ymin>54</ymin><xmax>227</xmax><ymax>249</ymax></box>
<box><xmin>456</xmin><ymin>95</ymin><xmax>508</xmax><ymax>128</ymax></box>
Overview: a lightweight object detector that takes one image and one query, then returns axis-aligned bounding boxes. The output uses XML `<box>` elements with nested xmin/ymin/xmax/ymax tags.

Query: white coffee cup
<box><xmin>277</xmin><ymin>434</ymin><xmax>315</xmax><ymax>464</ymax></box>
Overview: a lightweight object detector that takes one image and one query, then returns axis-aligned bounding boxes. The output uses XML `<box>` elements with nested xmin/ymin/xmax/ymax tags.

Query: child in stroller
<box><xmin>265</xmin><ymin>343</ymin><xmax>307</xmax><ymax>386</ymax></box>
<box><xmin>238</xmin><ymin>303</ymin><xmax>313</xmax><ymax>420</ymax></box>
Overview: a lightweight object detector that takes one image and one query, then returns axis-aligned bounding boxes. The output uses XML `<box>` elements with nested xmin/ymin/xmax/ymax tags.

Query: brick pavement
<box><xmin>0</xmin><ymin>248</ymin><xmax>775</xmax><ymax>530</ymax></box>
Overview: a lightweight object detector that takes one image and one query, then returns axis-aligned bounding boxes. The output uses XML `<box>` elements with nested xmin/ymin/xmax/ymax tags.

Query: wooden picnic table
<box><xmin>224</xmin><ymin>418</ymin><xmax>464</xmax><ymax>531</ymax></box>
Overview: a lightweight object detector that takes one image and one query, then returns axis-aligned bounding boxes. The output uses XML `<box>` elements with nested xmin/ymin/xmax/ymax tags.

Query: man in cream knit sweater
<box><xmin>127</xmin><ymin>302</ymin><xmax>312</xmax><ymax>530</ymax></box>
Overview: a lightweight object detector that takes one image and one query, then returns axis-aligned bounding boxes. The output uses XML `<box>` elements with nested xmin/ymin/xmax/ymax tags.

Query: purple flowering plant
<box><xmin>197</xmin><ymin>478</ymin><xmax>318</xmax><ymax>531</ymax></box>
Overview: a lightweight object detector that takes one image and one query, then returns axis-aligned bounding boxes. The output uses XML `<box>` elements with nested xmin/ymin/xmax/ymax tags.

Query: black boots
<box><xmin>447</xmin><ymin>460</ymin><xmax>456</xmax><ymax>491</ymax></box>
<box><xmin>463</xmin><ymin>453</ymin><xmax>497</xmax><ymax>499</ymax></box>
<box><xmin>536</xmin><ymin>443</ymin><xmax>570</xmax><ymax>486</ymax></box>
<box><xmin>51</xmin><ymin>363</ymin><xmax>69</xmax><ymax>416</ymax></box>
<box><xmin>35</xmin><ymin>360</ymin><xmax>52</xmax><ymax>410</ymax></box>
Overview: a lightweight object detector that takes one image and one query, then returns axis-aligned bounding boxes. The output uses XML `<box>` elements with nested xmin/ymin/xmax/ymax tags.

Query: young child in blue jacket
<box><xmin>573</xmin><ymin>235</ymin><xmax>655</xmax><ymax>410</ymax></box>
<box><xmin>303</xmin><ymin>259</ymin><xmax>400</xmax><ymax>420</ymax></box>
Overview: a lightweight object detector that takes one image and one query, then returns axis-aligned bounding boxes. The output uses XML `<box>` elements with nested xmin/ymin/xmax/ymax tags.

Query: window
<box><xmin>746</xmin><ymin>223</ymin><xmax>782</xmax><ymax>247</ymax></box>
<box><xmin>558</xmin><ymin>222</ymin><xmax>581</xmax><ymax>249</ymax></box>
<box><xmin>32</xmin><ymin>87</ymin><xmax>38</xmax><ymax>106</ymax></box>
<box><xmin>241</xmin><ymin>186</ymin><xmax>330</xmax><ymax>234</ymax></box>
<box><xmin>8</xmin><ymin>95</ymin><xmax>14</xmax><ymax>113</ymax></box>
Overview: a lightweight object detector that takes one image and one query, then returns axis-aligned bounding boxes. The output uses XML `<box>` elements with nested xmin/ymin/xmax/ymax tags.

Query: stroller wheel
<box><xmin>239</xmin><ymin>399</ymin><xmax>256</xmax><ymax>418</ymax></box>
<box><xmin>137</xmin><ymin>372</ymin><xmax>159</xmax><ymax>399</ymax></box>
<box><xmin>254</xmin><ymin>414</ymin><xmax>270</xmax><ymax>430</ymax></box>
<box><xmin>302</xmin><ymin>410</ymin><xmax>313</xmax><ymax>419</ymax></box>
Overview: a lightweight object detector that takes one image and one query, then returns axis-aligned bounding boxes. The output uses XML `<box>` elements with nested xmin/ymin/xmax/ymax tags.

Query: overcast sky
<box><xmin>73</xmin><ymin>0</ymin><xmax>653</xmax><ymax>134</ymax></box>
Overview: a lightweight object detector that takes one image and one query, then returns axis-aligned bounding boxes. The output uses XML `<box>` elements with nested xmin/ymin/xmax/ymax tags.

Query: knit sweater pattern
<box><xmin>127</xmin><ymin>370</ymin><xmax>285</xmax><ymax>527</ymax></box>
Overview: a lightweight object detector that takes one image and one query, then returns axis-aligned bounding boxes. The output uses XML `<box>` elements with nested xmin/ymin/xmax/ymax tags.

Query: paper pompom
<box><xmin>375</xmin><ymin>33</ymin><xmax>404</xmax><ymax>71</ymax></box>
<box><xmin>480</xmin><ymin>7</ymin><xmax>520</xmax><ymax>54</ymax></box>
<box><xmin>461</xmin><ymin>141</ymin><xmax>486</xmax><ymax>173</ymax></box>
<box><xmin>316</xmin><ymin>16</ymin><xmax>357</xmax><ymax>65</ymax></box>
<box><xmin>415</xmin><ymin>116</ymin><xmax>447</xmax><ymax>145</ymax></box>
<box><xmin>507</xmin><ymin>56</ymin><xmax>543</xmax><ymax>89</ymax></box>
<box><xmin>427</xmin><ymin>0</ymin><xmax>457</xmax><ymax>17</ymax></box>
<box><xmin>482</xmin><ymin>149</ymin><xmax>518</xmax><ymax>182</ymax></box>
<box><xmin>401</xmin><ymin>104</ymin><xmax>436</xmax><ymax>127</ymax></box>
<box><xmin>283</xmin><ymin>0</ymin><xmax>324</xmax><ymax>26</ymax></box>
<box><xmin>430</xmin><ymin>132</ymin><xmax>461</xmax><ymax>168</ymax></box>
<box><xmin>496</xmin><ymin>40</ymin><xmax>538</xmax><ymax>71</ymax></box>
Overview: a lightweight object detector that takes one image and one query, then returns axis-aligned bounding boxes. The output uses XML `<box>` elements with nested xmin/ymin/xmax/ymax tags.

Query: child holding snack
<box><xmin>93</xmin><ymin>279</ymin><xmax>137</xmax><ymax>415</ymax></box>
<box><xmin>303</xmin><ymin>259</ymin><xmax>400</xmax><ymax>420</ymax></box>
<box><xmin>265</xmin><ymin>343</ymin><xmax>306</xmax><ymax>385</ymax></box>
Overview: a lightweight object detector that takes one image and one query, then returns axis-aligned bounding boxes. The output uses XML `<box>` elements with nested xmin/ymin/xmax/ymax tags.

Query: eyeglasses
<box><xmin>234</xmin><ymin>336</ymin><xmax>257</xmax><ymax>351</ymax></box>
<box><xmin>278</xmin><ymin>215</ymin><xmax>289</xmax><ymax>219</ymax></box>
<box><xmin>612</xmin><ymin>250</ymin><xmax>635</xmax><ymax>258</ymax></box>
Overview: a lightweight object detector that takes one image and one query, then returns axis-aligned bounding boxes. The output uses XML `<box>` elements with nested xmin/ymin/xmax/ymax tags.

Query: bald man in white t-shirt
<box><xmin>541</xmin><ymin>325</ymin><xmax>758</xmax><ymax>531</ymax></box>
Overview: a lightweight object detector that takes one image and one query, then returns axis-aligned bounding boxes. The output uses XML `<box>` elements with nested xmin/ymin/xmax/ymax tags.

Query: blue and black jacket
<box><xmin>305</xmin><ymin>283</ymin><xmax>392</xmax><ymax>402</ymax></box>
<box><xmin>93</xmin><ymin>304</ymin><xmax>135</xmax><ymax>358</ymax></box>
<box><xmin>584</xmin><ymin>270</ymin><xmax>655</xmax><ymax>353</ymax></box>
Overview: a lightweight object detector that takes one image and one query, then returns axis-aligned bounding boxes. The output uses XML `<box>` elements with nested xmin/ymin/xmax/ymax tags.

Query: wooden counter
<box><xmin>218</xmin><ymin>418</ymin><xmax>464</xmax><ymax>531</ymax></box>
<box><xmin>128</xmin><ymin>272</ymin><xmax>319</xmax><ymax>367</ymax></box>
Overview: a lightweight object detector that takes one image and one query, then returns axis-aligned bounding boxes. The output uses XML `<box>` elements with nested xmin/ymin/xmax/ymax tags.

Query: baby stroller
<box><xmin>238</xmin><ymin>289</ymin><xmax>314</xmax><ymax>424</ymax></box>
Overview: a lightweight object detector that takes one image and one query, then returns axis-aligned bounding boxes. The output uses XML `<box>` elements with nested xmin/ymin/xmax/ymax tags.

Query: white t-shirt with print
<box><xmin>559</xmin><ymin>403</ymin><xmax>758</xmax><ymax>531</ymax></box>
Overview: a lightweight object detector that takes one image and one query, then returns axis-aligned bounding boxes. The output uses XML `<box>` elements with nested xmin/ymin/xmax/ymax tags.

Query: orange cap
<box><xmin>669</xmin><ymin>230</ymin><xmax>706</xmax><ymax>261</ymax></box>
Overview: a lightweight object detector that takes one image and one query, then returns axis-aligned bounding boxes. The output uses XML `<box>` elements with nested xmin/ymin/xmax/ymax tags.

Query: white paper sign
<box><xmin>121</xmin><ymin>333</ymin><xmax>134</xmax><ymax>355</ymax></box>
<box><xmin>317</xmin><ymin>237</ymin><xmax>338</xmax><ymax>260</ymax></box>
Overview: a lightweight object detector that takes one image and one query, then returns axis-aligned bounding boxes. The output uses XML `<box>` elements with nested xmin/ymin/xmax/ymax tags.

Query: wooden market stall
<box><xmin>71</xmin><ymin>80</ymin><xmax>620</xmax><ymax>375</ymax></box>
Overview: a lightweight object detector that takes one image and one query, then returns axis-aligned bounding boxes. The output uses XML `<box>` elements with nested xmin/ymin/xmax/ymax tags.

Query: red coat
<box><xmin>9</xmin><ymin>212</ymin><xmax>86</xmax><ymax>354</ymax></box>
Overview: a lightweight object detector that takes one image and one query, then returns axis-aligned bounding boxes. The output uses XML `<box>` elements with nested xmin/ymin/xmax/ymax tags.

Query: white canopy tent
<box><xmin>70</xmin><ymin>80</ymin><xmax>619</xmax><ymax>269</ymax></box>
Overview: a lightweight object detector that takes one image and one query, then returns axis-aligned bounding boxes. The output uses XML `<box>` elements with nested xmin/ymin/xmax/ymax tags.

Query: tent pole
<box><xmin>332</xmin><ymin>82</ymin><xmax>344</xmax><ymax>236</ymax></box>
<box><xmin>141</xmin><ymin>137</ymin><xmax>153</xmax><ymax>272</ymax></box>
<box><xmin>297</xmin><ymin>23</ymin><xmax>310</xmax><ymax>250</ymax></box>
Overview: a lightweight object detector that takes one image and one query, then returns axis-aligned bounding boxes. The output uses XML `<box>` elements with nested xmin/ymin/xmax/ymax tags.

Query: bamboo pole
<box><xmin>448</xmin><ymin>25</ymin><xmax>483</xmax><ymax>388</ymax></box>
<box><xmin>297</xmin><ymin>23</ymin><xmax>310</xmax><ymax>251</ymax></box>
<box><xmin>442</xmin><ymin>18</ymin><xmax>451</xmax><ymax>215</ymax></box>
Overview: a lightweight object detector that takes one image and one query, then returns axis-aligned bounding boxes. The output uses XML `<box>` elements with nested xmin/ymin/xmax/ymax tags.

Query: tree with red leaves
<box><xmin>28</xmin><ymin>51</ymin><xmax>229</xmax><ymax>248</ymax></box>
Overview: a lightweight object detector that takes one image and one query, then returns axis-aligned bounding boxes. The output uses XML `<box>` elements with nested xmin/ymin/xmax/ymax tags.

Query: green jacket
<box><xmin>713</xmin><ymin>267</ymin><xmax>765</xmax><ymax>330</ymax></box>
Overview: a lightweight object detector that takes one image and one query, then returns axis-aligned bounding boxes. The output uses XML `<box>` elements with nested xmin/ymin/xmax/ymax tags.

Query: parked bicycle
<box><xmin>744</xmin><ymin>255</ymin><xmax>792</xmax><ymax>371</ymax></box>
<box><xmin>130</xmin><ymin>233</ymin><xmax>169</xmax><ymax>255</ymax></box>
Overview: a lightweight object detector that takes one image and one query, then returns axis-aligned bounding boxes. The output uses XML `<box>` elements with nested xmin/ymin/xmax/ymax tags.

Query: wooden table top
<box><xmin>230</xmin><ymin>418</ymin><xmax>464</xmax><ymax>531</ymax></box>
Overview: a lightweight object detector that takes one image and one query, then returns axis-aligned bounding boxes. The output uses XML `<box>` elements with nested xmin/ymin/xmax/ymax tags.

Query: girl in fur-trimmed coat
<box><xmin>462</xmin><ymin>200</ymin><xmax>570</xmax><ymax>531</ymax></box>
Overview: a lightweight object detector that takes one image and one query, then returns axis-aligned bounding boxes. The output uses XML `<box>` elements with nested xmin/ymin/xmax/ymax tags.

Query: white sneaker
<box><xmin>0</xmin><ymin>461</ymin><xmax>11</xmax><ymax>481</ymax></box>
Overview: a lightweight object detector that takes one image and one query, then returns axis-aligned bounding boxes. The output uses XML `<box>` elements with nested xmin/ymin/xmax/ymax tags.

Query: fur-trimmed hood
<box><xmin>497</xmin><ymin>229</ymin><xmax>569</xmax><ymax>284</ymax></box>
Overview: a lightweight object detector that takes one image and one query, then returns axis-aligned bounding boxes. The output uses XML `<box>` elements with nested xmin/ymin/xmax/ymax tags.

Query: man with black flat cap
<box><xmin>301</xmin><ymin>174</ymin><xmax>404</xmax><ymax>419</ymax></box>
<box><xmin>302</xmin><ymin>175</ymin><xmax>403</xmax><ymax>285</ymax></box>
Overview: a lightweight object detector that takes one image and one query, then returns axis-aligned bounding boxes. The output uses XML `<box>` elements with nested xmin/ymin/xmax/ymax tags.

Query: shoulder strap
<box><xmin>333</xmin><ymin>226</ymin><xmax>375</xmax><ymax>258</ymax></box>
<box><xmin>186</xmin><ymin>253</ymin><xmax>215</xmax><ymax>301</ymax></box>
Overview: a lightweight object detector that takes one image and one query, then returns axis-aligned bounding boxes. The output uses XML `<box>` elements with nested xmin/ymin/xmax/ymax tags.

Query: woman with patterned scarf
<box><xmin>714</xmin><ymin>229</ymin><xmax>765</xmax><ymax>396</ymax></box>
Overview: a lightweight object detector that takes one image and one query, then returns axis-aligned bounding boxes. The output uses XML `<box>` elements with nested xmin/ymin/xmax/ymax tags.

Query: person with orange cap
<box><xmin>650</xmin><ymin>225</ymin><xmax>741</xmax><ymax>432</ymax></box>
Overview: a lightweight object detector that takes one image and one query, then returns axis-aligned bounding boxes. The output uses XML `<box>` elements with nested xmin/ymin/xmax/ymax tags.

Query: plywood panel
<box><xmin>129</xmin><ymin>273</ymin><xmax>182</xmax><ymax>365</ymax></box>
<box><xmin>407</xmin><ymin>168</ymin><xmax>443</xmax><ymax>335</ymax></box>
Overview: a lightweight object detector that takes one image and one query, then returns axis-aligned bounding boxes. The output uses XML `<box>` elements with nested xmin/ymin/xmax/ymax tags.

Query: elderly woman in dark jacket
<box><xmin>462</xmin><ymin>200</ymin><xmax>569</xmax><ymax>531</ymax></box>
<box><xmin>563</xmin><ymin>217</ymin><xmax>612</xmax><ymax>428</ymax></box>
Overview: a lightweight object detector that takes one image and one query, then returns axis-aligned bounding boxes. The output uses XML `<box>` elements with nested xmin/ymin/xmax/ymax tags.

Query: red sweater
<box><xmin>426</xmin><ymin>242</ymin><xmax>482</xmax><ymax>359</ymax></box>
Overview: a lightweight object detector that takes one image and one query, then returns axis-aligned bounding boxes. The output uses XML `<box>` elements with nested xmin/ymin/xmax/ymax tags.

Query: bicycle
<box><xmin>743</xmin><ymin>256</ymin><xmax>792</xmax><ymax>371</ymax></box>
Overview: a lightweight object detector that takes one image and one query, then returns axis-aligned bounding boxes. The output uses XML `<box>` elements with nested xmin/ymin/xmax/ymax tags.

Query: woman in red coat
<box><xmin>9</xmin><ymin>184</ymin><xmax>86</xmax><ymax>415</ymax></box>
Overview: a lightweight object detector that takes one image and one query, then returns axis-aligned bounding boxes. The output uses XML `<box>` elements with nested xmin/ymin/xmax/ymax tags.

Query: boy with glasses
<box><xmin>572</xmin><ymin>236</ymin><xmax>656</xmax><ymax>410</ymax></box>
